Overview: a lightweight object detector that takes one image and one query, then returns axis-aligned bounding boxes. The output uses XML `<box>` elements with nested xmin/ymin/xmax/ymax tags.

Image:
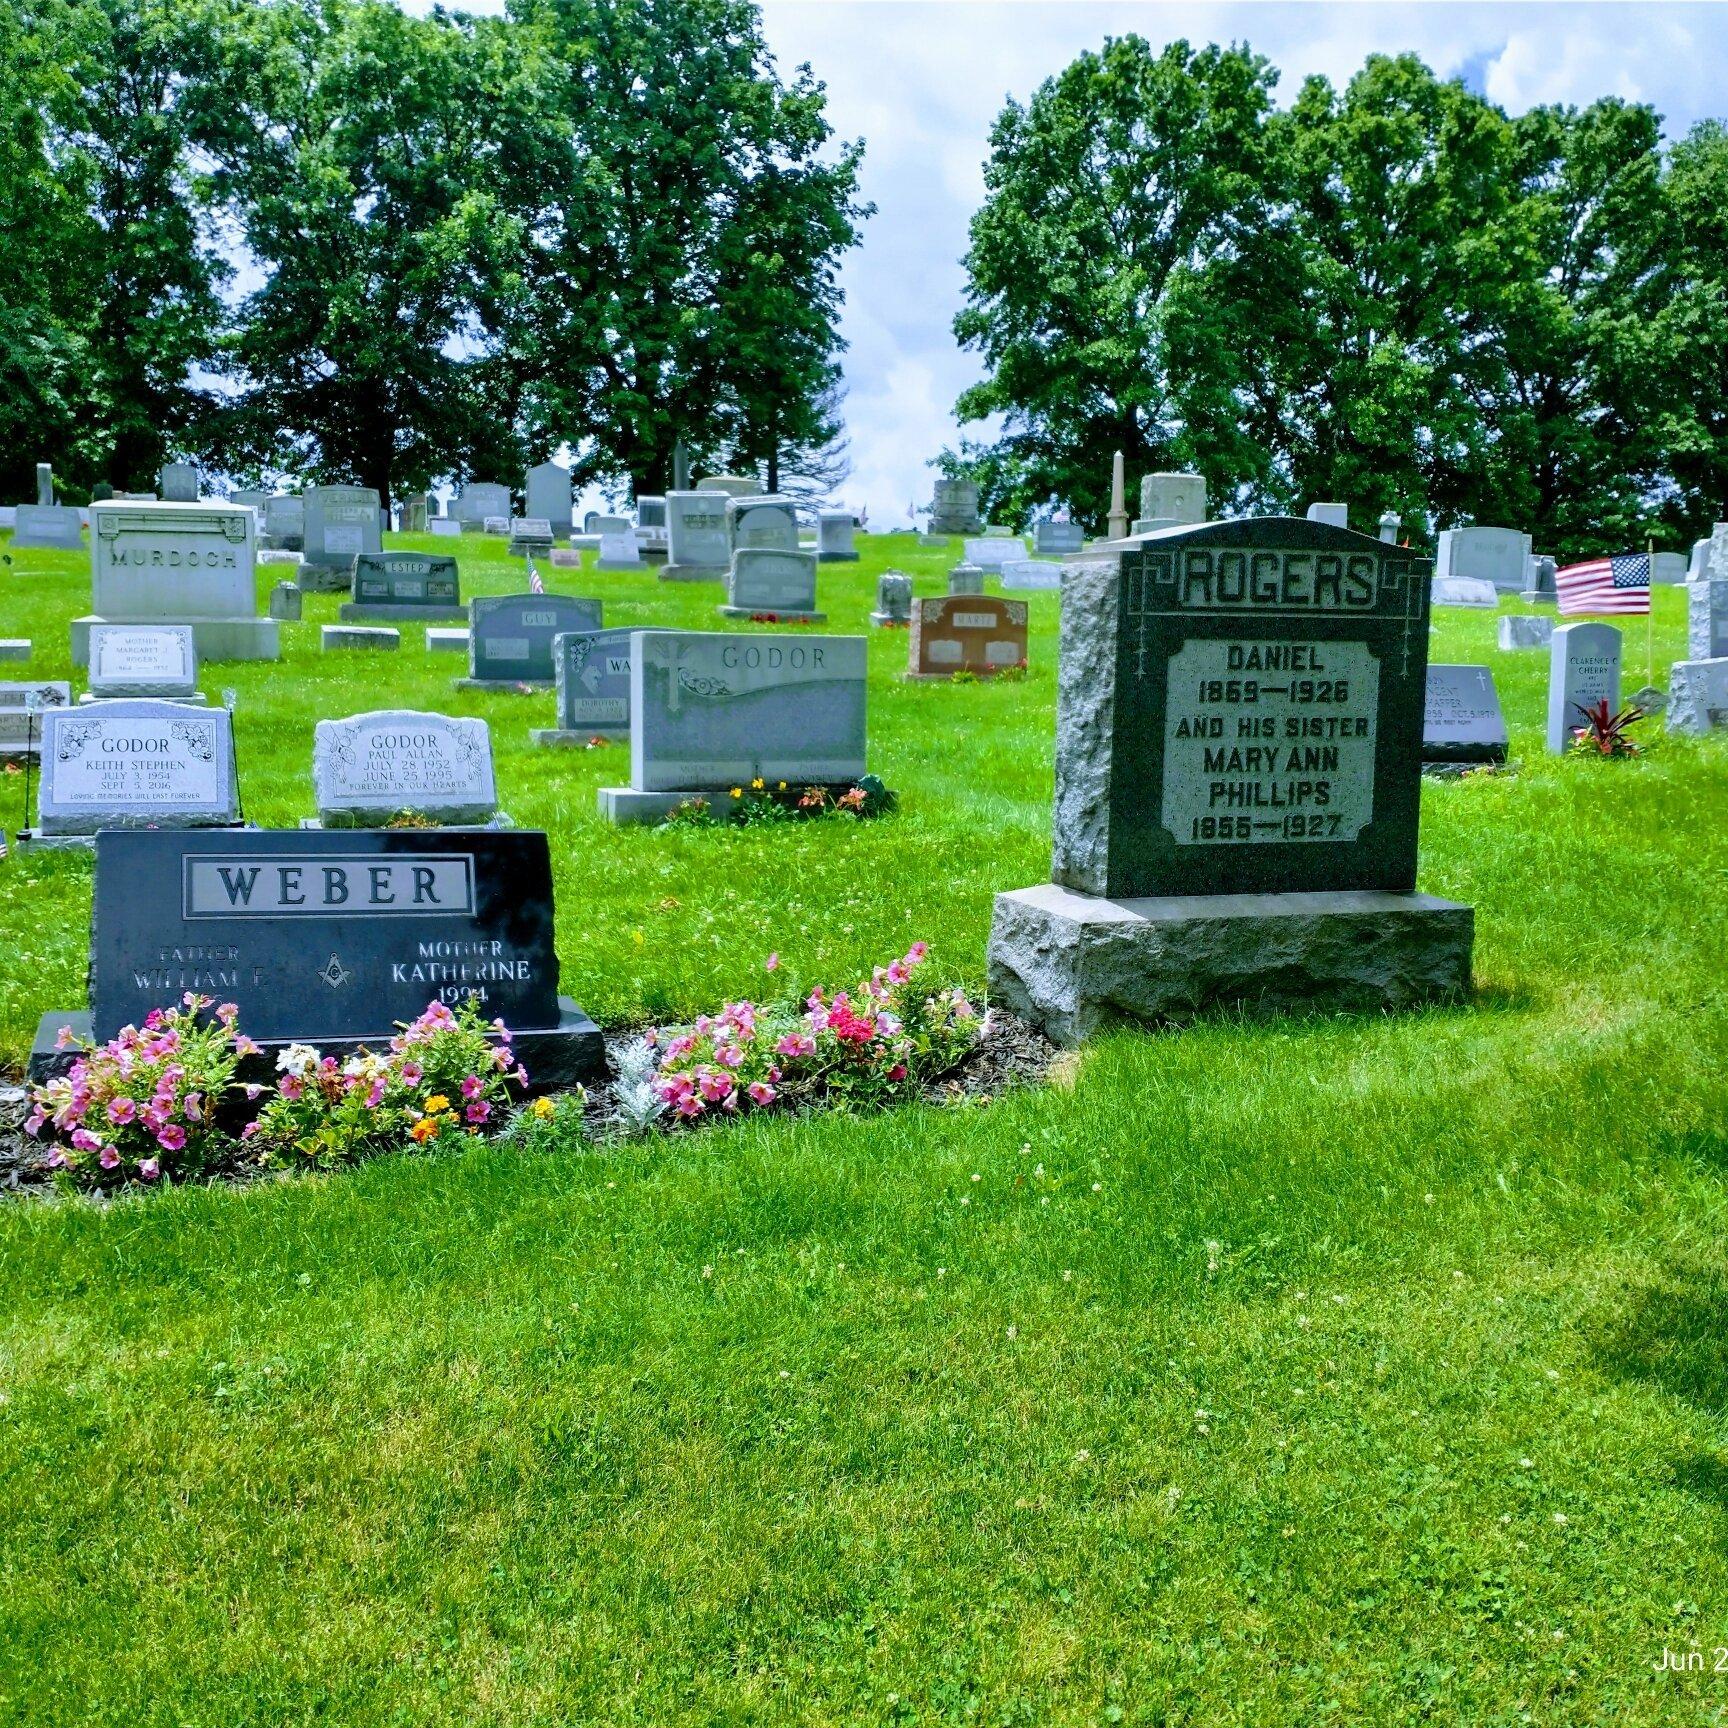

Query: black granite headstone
<box><xmin>351</xmin><ymin>551</ymin><xmax>460</xmax><ymax>608</ymax></box>
<box><xmin>1055</xmin><ymin>518</ymin><xmax>1433</xmax><ymax>898</ymax></box>
<box><xmin>467</xmin><ymin>593</ymin><xmax>602</xmax><ymax>683</ymax></box>
<box><xmin>89</xmin><ymin>829</ymin><xmax>568</xmax><ymax>1042</ymax></box>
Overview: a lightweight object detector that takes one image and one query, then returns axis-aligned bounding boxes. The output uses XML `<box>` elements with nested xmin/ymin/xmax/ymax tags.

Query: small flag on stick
<box><xmin>1555</xmin><ymin>552</ymin><xmax>1651</xmax><ymax>617</ymax></box>
<box><xmin>527</xmin><ymin>555</ymin><xmax>545</xmax><ymax>595</ymax></box>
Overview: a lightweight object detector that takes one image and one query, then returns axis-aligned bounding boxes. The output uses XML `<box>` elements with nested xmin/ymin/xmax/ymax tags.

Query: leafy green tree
<box><xmin>211</xmin><ymin>0</ymin><xmax>531</xmax><ymax>509</ymax></box>
<box><xmin>949</xmin><ymin>36</ymin><xmax>1288</xmax><ymax>530</ymax></box>
<box><xmin>502</xmin><ymin>0</ymin><xmax>868</xmax><ymax>500</ymax></box>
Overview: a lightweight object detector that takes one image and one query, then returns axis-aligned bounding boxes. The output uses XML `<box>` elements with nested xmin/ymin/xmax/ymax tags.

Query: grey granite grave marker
<box><xmin>948</xmin><ymin>562</ymin><xmax>985</xmax><ymax>596</ymax></box>
<box><xmin>269</xmin><ymin>581</ymin><xmax>302</xmax><ymax>622</ymax></box>
<box><xmin>301</xmin><ymin>485</ymin><xmax>382</xmax><ymax>588</ymax></box>
<box><xmin>11</xmin><ymin>504</ymin><xmax>84</xmax><ymax>549</ymax></box>
<box><xmin>598</xmin><ymin>631</ymin><xmax>868</xmax><ymax>824</ymax></box>
<box><xmin>871</xmin><ymin>571</ymin><xmax>913</xmax><ymax>626</ymax></box>
<box><xmin>533</xmin><ymin>627</ymin><xmax>669</xmax><ymax>744</ymax></box>
<box><xmin>720</xmin><ymin>548</ymin><xmax>823</xmax><ymax>621</ymax></box>
<box><xmin>0</xmin><ymin>641</ymin><xmax>30</xmax><ymax>663</ymax></box>
<box><xmin>0</xmin><ymin>681</ymin><xmax>72</xmax><ymax>759</ymax></box>
<box><xmin>1435</xmin><ymin>526</ymin><xmax>1531</xmax><ymax>592</ymax></box>
<box><xmin>1546</xmin><ymin>622</ymin><xmax>1622</xmax><ymax>752</ymax></box>
<box><xmin>930</xmin><ymin>478</ymin><xmax>982</xmax><ymax>534</ymax></box>
<box><xmin>1305</xmin><ymin>502</ymin><xmax>1349</xmax><ymax>529</ymax></box>
<box><xmin>158</xmin><ymin>462</ymin><xmax>198</xmax><ymax>503</ymax></box>
<box><xmin>663</xmin><ymin>492</ymin><xmax>731</xmax><ymax>580</ymax></box>
<box><xmin>1423</xmin><ymin>665</ymin><xmax>1507</xmax><ymax>766</ymax></box>
<box><xmin>507</xmin><ymin>517</ymin><xmax>554</xmax><ymax>559</ymax></box>
<box><xmin>1034</xmin><ymin>520</ymin><xmax>1084</xmax><ymax>555</ymax></box>
<box><xmin>1498</xmin><ymin>615</ymin><xmax>1553</xmax><ymax>650</ymax></box>
<box><xmin>453</xmin><ymin>482</ymin><xmax>511</xmax><ymax>527</ymax></box>
<box><xmin>465</xmin><ymin>593</ymin><xmax>602</xmax><ymax>685</ymax></box>
<box><xmin>818</xmin><ymin>510</ymin><xmax>859</xmax><ymax>561</ymax></box>
<box><xmin>595</xmin><ymin>530</ymin><xmax>641</xmax><ymax>571</ymax></box>
<box><xmin>963</xmin><ymin>537</ymin><xmax>1025</xmax><ymax>571</ymax></box>
<box><xmin>340</xmin><ymin>551</ymin><xmax>463</xmax><ymax>622</ymax></box>
<box><xmin>727</xmin><ymin>495</ymin><xmax>800</xmax><ymax>553</ymax></box>
<box><xmin>86</xmin><ymin>624</ymin><xmax>199</xmax><ymax>699</ymax></box>
<box><xmin>987</xmin><ymin>517</ymin><xmax>1470</xmax><ymax>1043</ymax></box>
<box><xmin>34</xmin><ymin>700</ymin><xmax>237</xmax><ymax>837</ymax></box>
<box><xmin>312</xmin><ymin>710</ymin><xmax>497</xmax><ymax>827</ymax></box>
<box><xmin>1000</xmin><ymin>560</ymin><xmax>1063</xmax><ymax>591</ymax></box>
<box><xmin>1135</xmin><ymin>473</ymin><xmax>1205</xmax><ymax>532</ymax></box>
<box><xmin>524</xmin><ymin>461</ymin><xmax>573</xmax><ymax>537</ymax></box>
<box><xmin>321</xmin><ymin>625</ymin><xmax>400</xmax><ymax>652</ymax></box>
<box><xmin>263</xmin><ymin>494</ymin><xmax>303</xmax><ymax>551</ymax></box>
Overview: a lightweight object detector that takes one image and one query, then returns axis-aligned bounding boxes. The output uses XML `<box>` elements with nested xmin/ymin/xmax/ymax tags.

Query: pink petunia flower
<box><xmin>71</xmin><ymin>1128</ymin><xmax>103</xmax><ymax>1153</ymax></box>
<box><xmin>400</xmin><ymin>1062</ymin><xmax>423</xmax><ymax>1087</ymax></box>
<box><xmin>54</xmin><ymin>1024</ymin><xmax>77</xmax><ymax>1050</ymax></box>
<box><xmin>460</xmin><ymin>1075</ymin><xmax>483</xmax><ymax>1099</ymax></box>
<box><xmin>747</xmin><ymin>1081</ymin><xmax>776</xmax><ymax>1106</ymax></box>
<box><xmin>465</xmin><ymin>1101</ymin><xmax>491</xmax><ymax>1125</ymax></box>
<box><xmin>183</xmin><ymin>1093</ymin><xmax>203</xmax><ymax>1122</ymax></box>
<box><xmin>717</xmin><ymin>1045</ymin><xmax>745</xmax><ymax>1069</ymax></box>
<box><xmin>156</xmin><ymin>1123</ymin><xmax>187</xmax><ymax>1152</ymax></box>
<box><xmin>98</xmin><ymin>1145</ymin><xmax>120</xmax><ymax>1170</ymax></box>
<box><xmin>887</xmin><ymin>1064</ymin><xmax>908</xmax><ymax>1082</ymax></box>
<box><xmin>138</xmin><ymin>1157</ymin><xmax>160</xmax><ymax>1180</ymax></box>
<box><xmin>765</xmin><ymin>952</ymin><xmax>780</xmax><ymax>972</ymax></box>
<box><xmin>676</xmin><ymin>1095</ymin><xmax>704</xmax><ymax>1118</ymax></box>
<box><xmin>107</xmin><ymin>1096</ymin><xmax>137</xmax><ymax>1125</ymax></box>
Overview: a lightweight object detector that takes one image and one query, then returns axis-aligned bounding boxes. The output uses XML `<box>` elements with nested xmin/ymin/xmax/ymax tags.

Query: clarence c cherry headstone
<box><xmin>988</xmin><ymin>517</ymin><xmax>1471</xmax><ymax>1043</ymax></box>
<box><xmin>1546</xmin><ymin>622</ymin><xmax>1622</xmax><ymax>753</ymax></box>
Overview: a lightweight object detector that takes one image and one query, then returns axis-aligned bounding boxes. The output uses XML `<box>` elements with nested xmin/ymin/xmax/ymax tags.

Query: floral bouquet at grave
<box><xmin>26</xmin><ymin>994</ymin><xmax>258</xmax><ymax>1186</ymax></box>
<box><xmin>245</xmin><ymin>997</ymin><xmax>528</xmax><ymax>1170</ymax></box>
<box><xmin>668</xmin><ymin>774</ymin><xmax>896</xmax><ymax>828</ymax></box>
<box><xmin>643</xmin><ymin>942</ymin><xmax>984</xmax><ymax>1123</ymax></box>
<box><xmin>1569</xmin><ymin>697</ymin><xmax>1646</xmax><ymax>759</ymax></box>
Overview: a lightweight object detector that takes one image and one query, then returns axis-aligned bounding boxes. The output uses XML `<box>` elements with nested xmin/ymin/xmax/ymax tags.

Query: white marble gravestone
<box><xmin>595</xmin><ymin>530</ymin><xmax>641</xmax><ymax>571</ymax></box>
<box><xmin>86</xmin><ymin>624</ymin><xmax>200</xmax><ymax>700</ymax></box>
<box><xmin>79</xmin><ymin>500</ymin><xmax>278</xmax><ymax>664</ymax></box>
<box><xmin>817</xmin><ymin>510</ymin><xmax>859</xmax><ymax>561</ymax></box>
<box><xmin>1000</xmin><ymin>560</ymin><xmax>1064</xmax><ymax>591</ymax></box>
<box><xmin>598</xmin><ymin>630</ymin><xmax>868</xmax><ymax>824</ymax></box>
<box><xmin>35</xmin><ymin>700</ymin><xmax>237</xmax><ymax>837</ymax></box>
<box><xmin>1546</xmin><ymin>622</ymin><xmax>1622</xmax><ymax>752</ymax></box>
<box><xmin>312</xmin><ymin>710</ymin><xmax>497</xmax><ymax>827</ymax></box>
<box><xmin>1690</xmin><ymin>577</ymin><xmax>1728</xmax><ymax>662</ymax></box>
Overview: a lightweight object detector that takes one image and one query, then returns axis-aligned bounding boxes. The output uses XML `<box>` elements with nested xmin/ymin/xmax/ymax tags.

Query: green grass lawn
<box><xmin>1</xmin><ymin>529</ymin><xmax>1726</xmax><ymax>1724</ymax></box>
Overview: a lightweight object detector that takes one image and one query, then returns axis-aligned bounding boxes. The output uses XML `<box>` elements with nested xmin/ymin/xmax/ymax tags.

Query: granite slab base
<box><xmin>659</xmin><ymin>564</ymin><xmax>728</xmax><ymax>582</ymax></box>
<box><xmin>72</xmin><ymin>616</ymin><xmax>279</xmax><ymax>666</ymax></box>
<box><xmin>819</xmin><ymin>553</ymin><xmax>860</xmax><ymax>563</ymax></box>
<box><xmin>297</xmin><ymin>814</ymin><xmax>515</xmax><ymax>831</ymax></box>
<box><xmin>0</xmin><ymin>640</ymin><xmax>31</xmax><ymax>662</ymax></box>
<box><xmin>321</xmin><ymin>626</ymin><xmax>399</xmax><ymax>652</ymax></box>
<box><xmin>426</xmin><ymin>628</ymin><xmax>470</xmax><ymax>654</ymax></box>
<box><xmin>29</xmin><ymin>998</ymin><xmax>607</xmax><ymax>1094</ymax></box>
<box><xmin>988</xmin><ymin>883</ymin><xmax>1474</xmax><ymax>1046</ymax></box>
<box><xmin>16</xmin><ymin>820</ymin><xmax>252</xmax><ymax>854</ymax></box>
<box><xmin>337</xmin><ymin>603</ymin><xmax>467</xmax><ymax>624</ymax></box>
<box><xmin>597</xmin><ymin>787</ymin><xmax>702</xmax><ymax>825</ymax></box>
<box><xmin>531</xmin><ymin>728</ymin><xmax>623</xmax><ymax>748</ymax></box>
<box><xmin>716</xmin><ymin>605</ymin><xmax>827</xmax><ymax>624</ymax></box>
<box><xmin>79</xmin><ymin>691</ymin><xmax>208</xmax><ymax>706</ymax></box>
<box><xmin>295</xmin><ymin>566</ymin><xmax>354</xmax><ymax>593</ymax></box>
<box><xmin>453</xmin><ymin>678</ymin><xmax>553</xmax><ymax>692</ymax></box>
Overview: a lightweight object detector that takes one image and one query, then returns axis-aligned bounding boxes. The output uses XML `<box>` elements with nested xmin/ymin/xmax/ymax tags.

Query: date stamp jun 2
<box><xmin>1653</xmin><ymin>1647</ymin><xmax>1728</xmax><ymax>1675</ymax></box>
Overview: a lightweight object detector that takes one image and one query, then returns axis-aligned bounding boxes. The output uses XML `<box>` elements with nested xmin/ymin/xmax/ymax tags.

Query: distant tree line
<box><xmin>0</xmin><ymin>0</ymin><xmax>869</xmax><ymax>510</ymax></box>
<box><xmin>947</xmin><ymin>38</ymin><xmax>1728</xmax><ymax>548</ymax></box>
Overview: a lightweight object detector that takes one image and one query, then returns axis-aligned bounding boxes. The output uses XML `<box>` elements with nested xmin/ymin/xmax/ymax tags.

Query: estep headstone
<box><xmin>312</xmin><ymin>709</ymin><xmax>498</xmax><ymax>828</ymax></box>
<box><xmin>340</xmin><ymin>551</ymin><xmax>464</xmax><ymax>622</ymax></box>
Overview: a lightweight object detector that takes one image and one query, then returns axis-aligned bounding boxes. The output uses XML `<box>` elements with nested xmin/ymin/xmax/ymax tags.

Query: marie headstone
<box><xmin>871</xmin><ymin>571</ymin><xmax>913</xmax><ymax>626</ymax></box>
<box><xmin>86</xmin><ymin>624</ymin><xmax>200</xmax><ymax>700</ymax></box>
<box><xmin>80</xmin><ymin>500</ymin><xmax>278</xmax><ymax>664</ymax></box>
<box><xmin>1305</xmin><ymin>502</ymin><xmax>1349</xmax><ymax>530</ymax></box>
<box><xmin>1135</xmin><ymin>473</ymin><xmax>1206</xmax><ymax>532</ymax></box>
<box><xmin>524</xmin><ymin>461</ymin><xmax>573</xmax><ymax>537</ymax></box>
<box><xmin>301</xmin><ymin>486</ymin><xmax>383</xmax><ymax>588</ymax></box>
<box><xmin>1498</xmin><ymin>615</ymin><xmax>1553</xmax><ymax>651</ymax></box>
<box><xmin>1666</xmin><ymin>658</ymin><xmax>1728</xmax><ymax>736</ymax></box>
<box><xmin>465</xmin><ymin>593</ymin><xmax>601</xmax><ymax>685</ymax></box>
<box><xmin>1546</xmin><ymin>622</ymin><xmax>1622</xmax><ymax>753</ymax></box>
<box><xmin>987</xmin><ymin>517</ymin><xmax>1469</xmax><ymax>1043</ymax></box>
<box><xmin>33</xmin><ymin>700</ymin><xmax>237</xmax><ymax>838</ymax></box>
<box><xmin>1689</xmin><ymin>577</ymin><xmax>1728</xmax><ymax>662</ymax></box>
<box><xmin>340</xmin><ymin>551</ymin><xmax>463</xmax><ymax>622</ymax></box>
<box><xmin>10</xmin><ymin>504</ymin><xmax>84</xmax><ymax>550</ymax></box>
<box><xmin>0</xmin><ymin>681</ymin><xmax>72</xmax><ymax>760</ymax></box>
<box><xmin>930</xmin><ymin>478</ymin><xmax>982</xmax><ymax>535</ymax></box>
<box><xmin>158</xmin><ymin>462</ymin><xmax>198</xmax><ymax>503</ymax></box>
<box><xmin>598</xmin><ymin>630</ymin><xmax>868</xmax><ymax>824</ymax></box>
<box><xmin>818</xmin><ymin>510</ymin><xmax>859</xmax><ymax>562</ymax></box>
<box><xmin>453</xmin><ymin>482</ymin><xmax>512</xmax><ymax>528</ymax></box>
<box><xmin>908</xmin><ymin>595</ymin><xmax>1028</xmax><ymax>679</ymax></box>
<box><xmin>533</xmin><ymin>627</ymin><xmax>668</xmax><ymax>744</ymax></box>
<box><xmin>29</xmin><ymin>828</ymin><xmax>603</xmax><ymax>1087</ymax></box>
<box><xmin>948</xmin><ymin>563</ymin><xmax>986</xmax><ymax>597</ymax></box>
<box><xmin>262</xmin><ymin>494</ymin><xmax>303</xmax><ymax>551</ymax></box>
<box><xmin>963</xmin><ymin>537</ymin><xmax>1025</xmax><ymax>572</ymax></box>
<box><xmin>663</xmin><ymin>491</ymin><xmax>732</xmax><ymax>580</ymax></box>
<box><xmin>312</xmin><ymin>710</ymin><xmax>497</xmax><ymax>827</ymax></box>
<box><xmin>1422</xmin><ymin>665</ymin><xmax>1507</xmax><ymax>767</ymax></box>
<box><xmin>721</xmin><ymin>549</ymin><xmax>824</xmax><ymax>622</ymax></box>
<box><xmin>1435</xmin><ymin>526</ymin><xmax>1531</xmax><ymax>593</ymax></box>
<box><xmin>1035</xmin><ymin>520</ymin><xmax>1084</xmax><ymax>556</ymax></box>
<box><xmin>1431</xmin><ymin>576</ymin><xmax>1499</xmax><ymax>609</ymax></box>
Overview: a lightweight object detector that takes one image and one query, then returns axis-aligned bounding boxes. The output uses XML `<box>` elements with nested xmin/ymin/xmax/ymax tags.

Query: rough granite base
<box><xmin>79</xmin><ymin>691</ymin><xmax>208</xmax><ymax>706</ymax></box>
<box><xmin>72</xmin><ymin>616</ymin><xmax>279</xmax><ymax>666</ymax></box>
<box><xmin>296</xmin><ymin>565</ymin><xmax>356</xmax><ymax>593</ymax></box>
<box><xmin>29</xmin><ymin>998</ymin><xmax>607</xmax><ymax>1094</ymax></box>
<box><xmin>715</xmin><ymin>605</ymin><xmax>827</xmax><ymax>624</ymax></box>
<box><xmin>453</xmin><ymin>677</ymin><xmax>553</xmax><ymax>692</ymax></box>
<box><xmin>337</xmin><ymin>602</ymin><xmax>468</xmax><ymax>624</ymax></box>
<box><xmin>532</xmin><ymin>728</ymin><xmax>622</xmax><ymax>748</ymax></box>
<box><xmin>597</xmin><ymin>787</ymin><xmax>702</xmax><ymax>825</ymax></box>
<box><xmin>988</xmin><ymin>884</ymin><xmax>1474</xmax><ymax>1046</ymax></box>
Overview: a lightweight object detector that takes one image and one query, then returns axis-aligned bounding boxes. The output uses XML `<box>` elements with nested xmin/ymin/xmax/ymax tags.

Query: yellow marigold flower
<box><xmin>532</xmin><ymin>1096</ymin><xmax>555</xmax><ymax>1119</ymax></box>
<box><xmin>410</xmin><ymin>1117</ymin><xmax>439</xmax><ymax>1143</ymax></box>
<box><xmin>729</xmin><ymin>786</ymin><xmax>743</xmax><ymax>799</ymax></box>
<box><xmin>777</xmin><ymin>781</ymin><xmax>787</xmax><ymax>790</ymax></box>
<box><xmin>751</xmin><ymin>777</ymin><xmax>764</xmax><ymax>790</ymax></box>
<box><xmin>423</xmin><ymin>1094</ymin><xmax>450</xmax><ymax>1114</ymax></box>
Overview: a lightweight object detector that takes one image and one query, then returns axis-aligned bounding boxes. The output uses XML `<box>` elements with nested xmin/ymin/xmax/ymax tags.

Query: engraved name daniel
<box><xmin>182</xmin><ymin>855</ymin><xmax>476</xmax><ymax>917</ymax></box>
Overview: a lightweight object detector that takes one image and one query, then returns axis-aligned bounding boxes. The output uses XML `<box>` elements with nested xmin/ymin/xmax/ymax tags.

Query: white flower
<box><xmin>276</xmin><ymin>1043</ymin><xmax>320</xmax><ymax>1078</ymax></box>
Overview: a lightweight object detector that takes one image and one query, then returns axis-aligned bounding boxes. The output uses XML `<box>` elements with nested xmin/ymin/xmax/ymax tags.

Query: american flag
<box><xmin>1555</xmin><ymin>551</ymin><xmax>1651</xmax><ymax>616</ymax></box>
<box><xmin>526</xmin><ymin>556</ymin><xmax>545</xmax><ymax>595</ymax></box>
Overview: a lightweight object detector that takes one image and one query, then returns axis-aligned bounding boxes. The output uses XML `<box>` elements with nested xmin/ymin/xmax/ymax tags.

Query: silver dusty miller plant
<box><xmin>612</xmin><ymin>1037</ymin><xmax>667</xmax><ymax>1136</ymax></box>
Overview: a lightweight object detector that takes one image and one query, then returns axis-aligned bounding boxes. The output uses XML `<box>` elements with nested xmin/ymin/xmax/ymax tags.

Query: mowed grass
<box><xmin>1</xmin><ymin>529</ymin><xmax>1727</xmax><ymax>1725</ymax></box>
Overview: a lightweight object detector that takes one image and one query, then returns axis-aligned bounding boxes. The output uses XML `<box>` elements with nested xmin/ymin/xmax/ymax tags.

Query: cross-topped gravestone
<box><xmin>340</xmin><ymin>552</ymin><xmax>463</xmax><ymax>622</ymax></box>
<box><xmin>987</xmin><ymin>517</ymin><xmax>1471</xmax><ymax>1043</ymax></box>
<box><xmin>464</xmin><ymin>593</ymin><xmax>602</xmax><ymax>685</ymax></box>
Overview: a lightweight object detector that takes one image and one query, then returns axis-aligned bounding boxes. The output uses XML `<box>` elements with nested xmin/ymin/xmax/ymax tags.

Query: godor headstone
<box><xmin>313</xmin><ymin>710</ymin><xmax>497</xmax><ymax>827</ymax></box>
<box><xmin>598</xmin><ymin>631</ymin><xmax>868</xmax><ymax>825</ymax></box>
<box><xmin>908</xmin><ymin>596</ymin><xmax>1028</xmax><ymax>679</ymax></box>
<box><xmin>987</xmin><ymin>516</ymin><xmax>1471</xmax><ymax>1044</ymax></box>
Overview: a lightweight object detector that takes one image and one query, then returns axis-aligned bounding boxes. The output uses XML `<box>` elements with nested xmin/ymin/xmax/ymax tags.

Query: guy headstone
<box><xmin>86</xmin><ymin>624</ymin><xmax>200</xmax><ymax>700</ymax></box>
<box><xmin>80</xmin><ymin>499</ymin><xmax>278</xmax><ymax>664</ymax></box>
<box><xmin>29</xmin><ymin>829</ymin><xmax>603</xmax><ymax>1088</ymax></box>
<box><xmin>1546</xmin><ymin>622</ymin><xmax>1622</xmax><ymax>753</ymax></box>
<box><xmin>158</xmin><ymin>462</ymin><xmax>198</xmax><ymax>503</ymax></box>
<box><xmin>301</xmin><ymin>485</ymin><xmax>383</xmax><ymax>589</ymax></box>
<box><xmin>930</xmin><ymin>478</ymin><xmax>983</xmax><ymax>535</ymax></box>
<box><xmin>524</xmin><ymin>461</ymin><xmax>573</xmax><ymax>537</ymax></box>
<box><xmin>0</xmin><ymin>682</ymin><xmax>72</xmax><ymax>760</ymax></box>
<box><xmin>1422</xmin><ymin>665</ymin><xmax>1507</xmax><ymax>767</ymax></box>
<box><xmin>908</xmin><ymin>595</ymin><xmax>1028</xmax><ymax>679</ymax></box>
<box><xmin>464</xmin><ymin>593</ymin><xmax>602</xmax><ymax>685</ymax></box>
<box><xmin>33</xmin><ymin>700</ymin><xmax>237</xmax><ymax>838</ymax></box>
<box><xmin>1134</xmin><ymin>473</ymin><xmax>1206</xmax><ymax>532</ymax></box>
<box><xmin>871</xmin><ymin>571</ymin><xmax>913</xmax><ymax>626</ymax></box>
<box><xmin>312</xmin><ymin>710</ymin><xmax>497</xmax><ymax>827</ymax></box>
<box><xmin>1035</xmin><ymin>520</ymin><xmax>1084</xmax><ymax>556</ymax></box>
<box><xmin>340</xmin><ymin>551</ymin><xmax>463</xmax><ymax>622</ymax></box>
<box><xmin>1435</xmin><ymin>526</ymin><xmax>1531</xmax><ymax>593</ymax></box>
<box><xmin>721</xmin><ymin>549</ymin><xmax>824</xmax><ymax>622</ymax></box>
<box><xmin>818</xmin><ymin>510</ymin><xmax>859</xmax><ymax>562</ymax></box>
<box><xmin>598</xmin><ymin>631</ymin><xmax>868</xmax><ymax>824</ymax></box>
<box><xmin>987</xmin><ymin>517</ymin><xmax>1470</xmax><ymax>1043</ymax></box>
<box><xmin>663</xmin><ymin>491</ymin><xmax>731</xmax><ymax>580</ymax></box>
